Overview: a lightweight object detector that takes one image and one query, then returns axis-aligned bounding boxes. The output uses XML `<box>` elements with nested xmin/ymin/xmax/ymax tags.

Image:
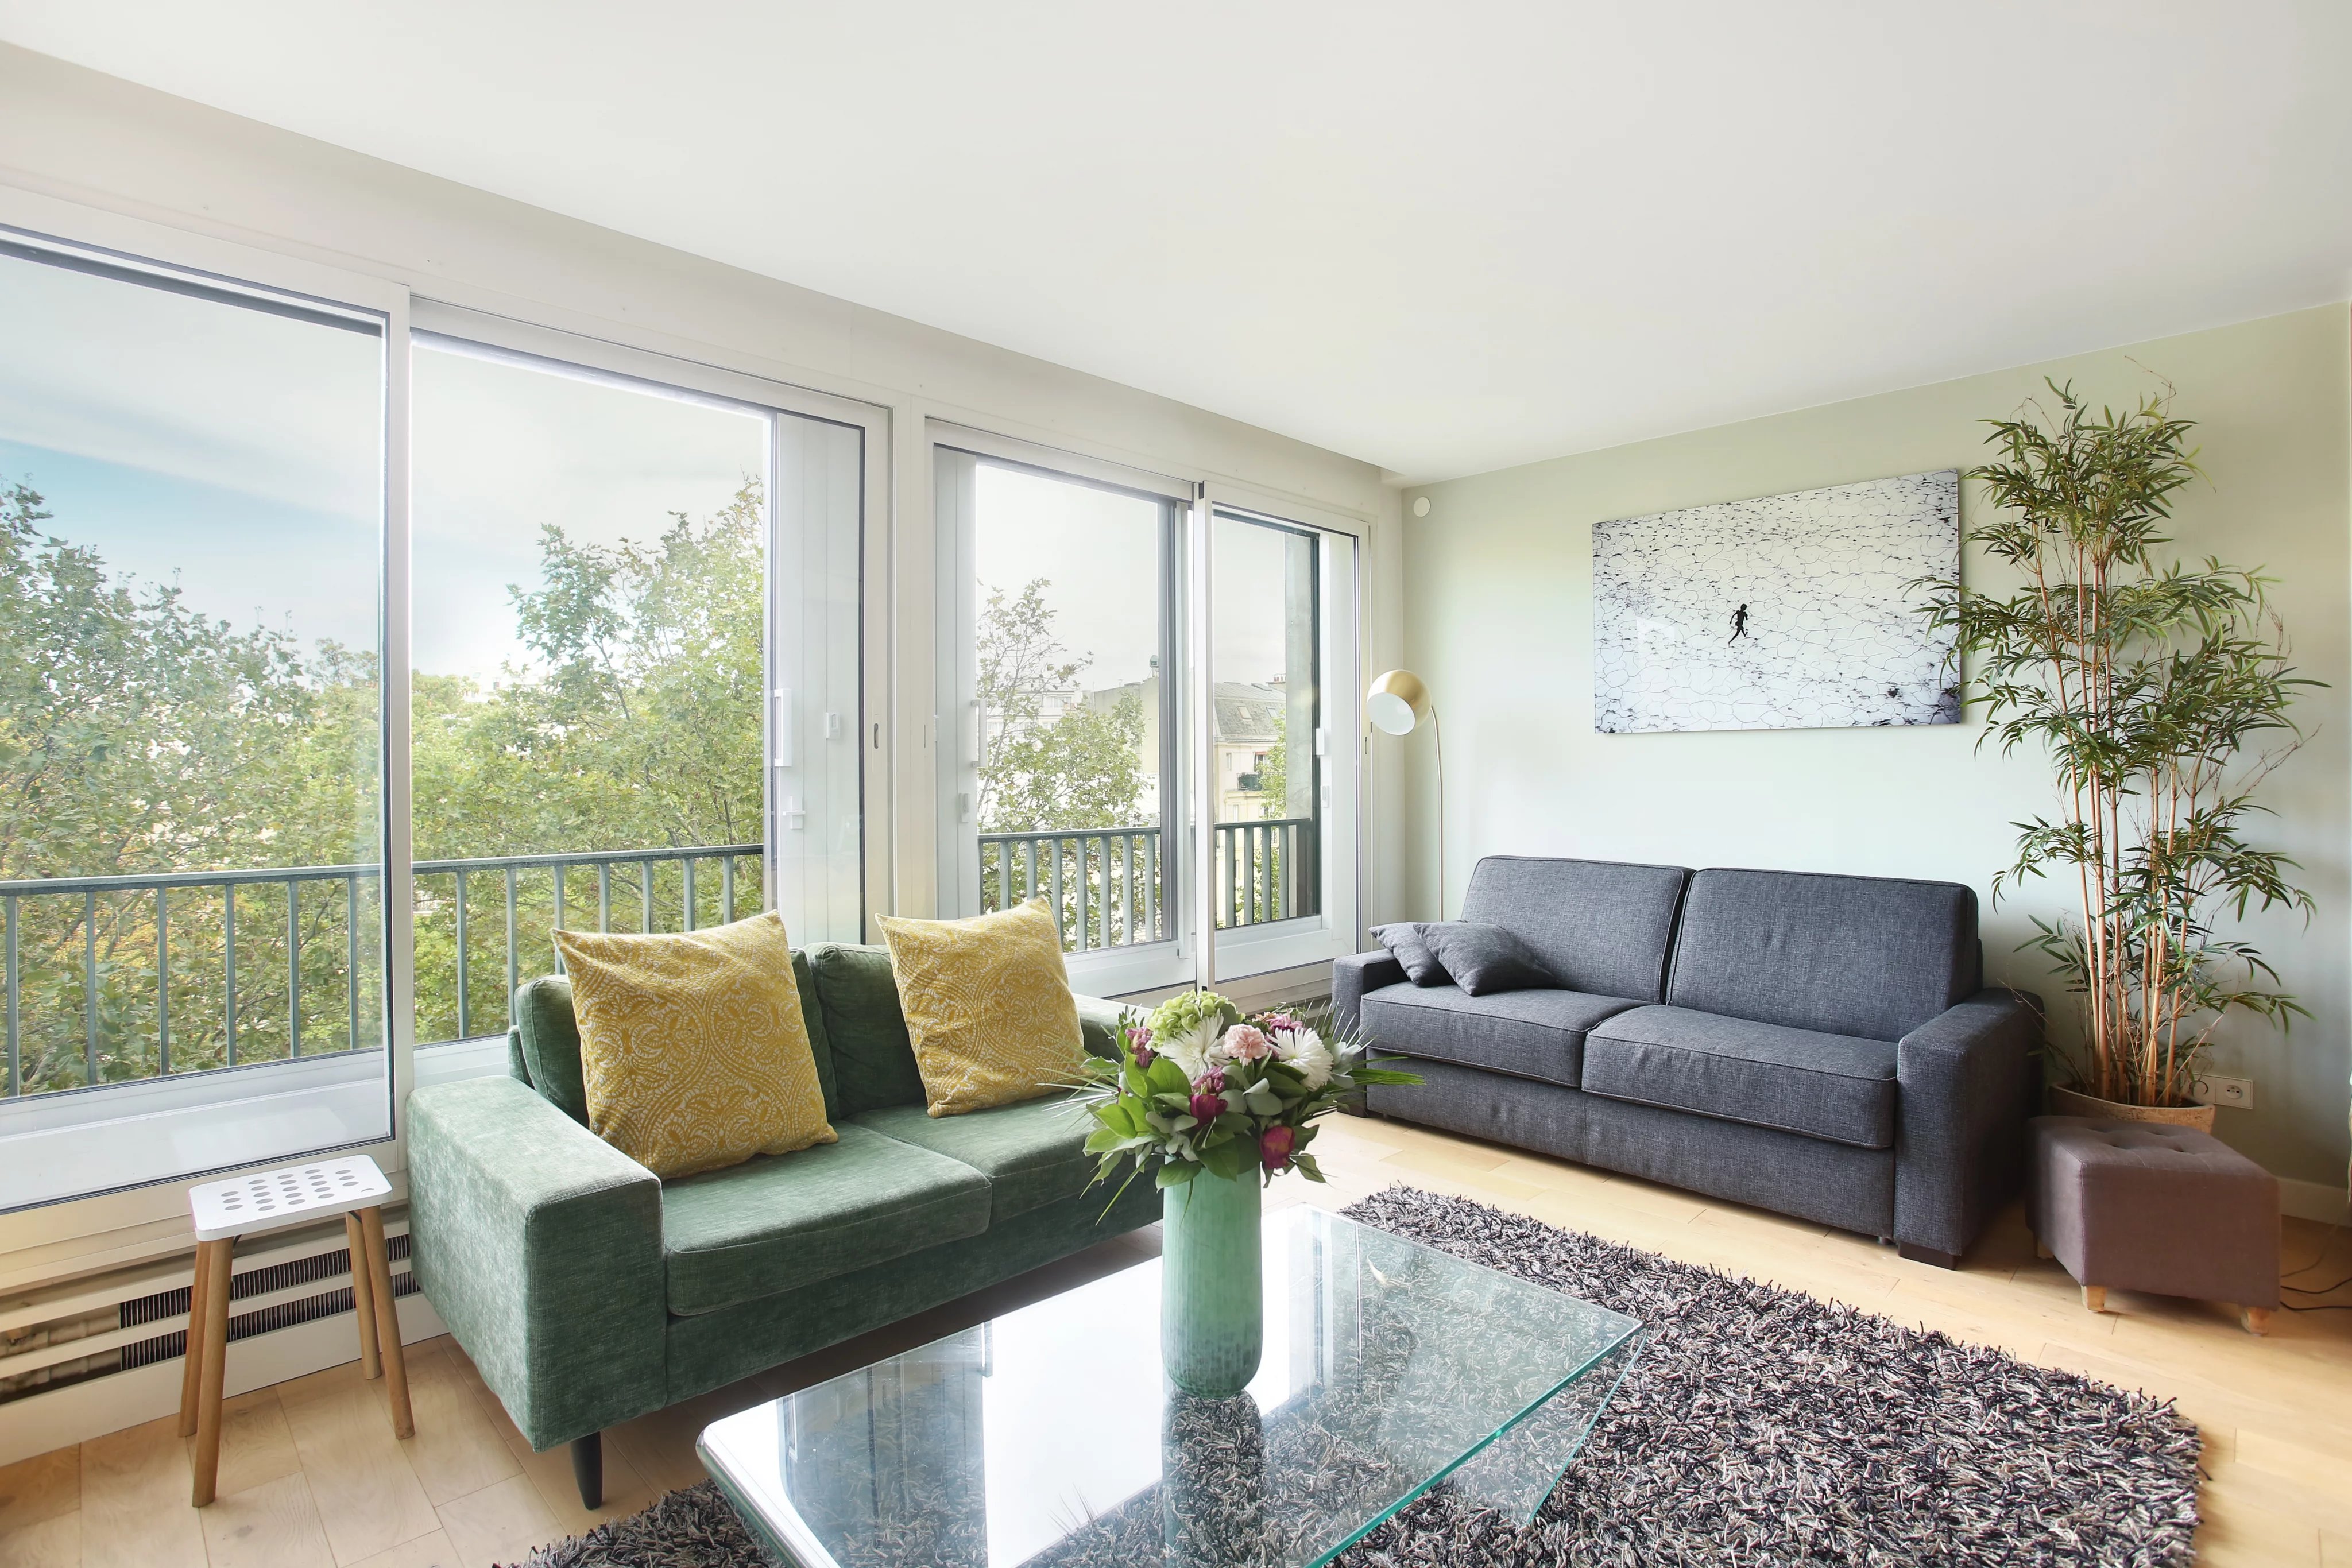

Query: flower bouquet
<box><xmin>1077</xmin><ymin>990</ymin><xmax>1420</xmax><ymax>1194</ymax></box>
<box><xmin>1076</xmin><ymin>990</ymin><xmax>1419</xmax><ymax>1397</ymax></box>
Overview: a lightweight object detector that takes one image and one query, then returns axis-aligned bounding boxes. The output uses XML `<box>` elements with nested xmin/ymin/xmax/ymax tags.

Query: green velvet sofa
<box><xmin>405</xmin><ymin>942</ymin><xmax>1158</xmax><ymax>1508</ymax></box>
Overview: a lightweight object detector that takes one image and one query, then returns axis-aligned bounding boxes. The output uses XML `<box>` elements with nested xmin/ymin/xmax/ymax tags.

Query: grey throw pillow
<box><xmin>1423</xmin><ymin>922</ymin><xmax>1557</xmax><ymax>996</ymax></box>
<box><xmin>1372</xmin><ymin>922</ymin><xmax>1450</xmax><ymax>986</ymax></box>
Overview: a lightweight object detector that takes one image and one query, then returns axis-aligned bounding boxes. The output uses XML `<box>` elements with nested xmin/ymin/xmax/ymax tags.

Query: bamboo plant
<box><xmin>1924</xmin><ymin>381</ymin><xmax>2316</xmax><ymax>1108</ymax></box>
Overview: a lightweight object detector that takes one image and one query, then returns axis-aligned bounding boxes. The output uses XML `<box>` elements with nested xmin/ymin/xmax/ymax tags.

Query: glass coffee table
<box><xmin>699</xmin><ymin>1206</ymin><xmax>1642</xmax><ymax>1568</ymax></box>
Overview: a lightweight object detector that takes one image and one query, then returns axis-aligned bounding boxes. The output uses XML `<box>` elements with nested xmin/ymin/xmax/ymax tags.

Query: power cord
<box><xmin>2275</xmin><ymin>1188</ymin><xmax>2351</xmax><ymax>1311</ymax></box>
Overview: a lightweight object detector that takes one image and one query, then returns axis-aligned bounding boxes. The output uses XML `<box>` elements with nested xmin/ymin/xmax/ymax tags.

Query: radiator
<box><xmin>0</xmin><ymin>1215</ymin><xmax>416</xmax><ymax>1406</ymax></box>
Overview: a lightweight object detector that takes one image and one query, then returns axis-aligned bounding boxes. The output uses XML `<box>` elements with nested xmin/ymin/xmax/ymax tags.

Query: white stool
<box><xmin>181</xmin><ymin>1155</ymin><xmax>412</xmax><ymax>1506</ymax></box>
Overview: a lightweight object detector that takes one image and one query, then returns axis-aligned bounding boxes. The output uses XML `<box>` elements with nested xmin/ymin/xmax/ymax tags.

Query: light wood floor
<box><xmin>2</xmin><ymin>1113</ymin><xmax>2347</xmax><ymax>1567</ymax></box>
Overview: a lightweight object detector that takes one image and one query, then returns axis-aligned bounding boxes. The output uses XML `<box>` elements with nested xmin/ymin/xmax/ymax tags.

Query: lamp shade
<box><xmin>1366</xmin><ymin>669</ymin><xmax>1432</xmax><ymax>736</ymax></box>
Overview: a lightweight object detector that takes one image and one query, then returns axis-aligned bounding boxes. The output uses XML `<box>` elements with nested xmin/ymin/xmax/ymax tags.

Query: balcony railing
<box><xmin>1213</xmin><ymin>816</ymin><xmax>1318</xmax><ymax>931</ymax></box>
<box><xmin>978</xmin><ymin>817</ymin><xmax>1318</xmax><ymax>953</ymax></box>
<box><xmin>5</xmin><ymin>819</ymin><xmax>1325</xmax><ymax>1097</ymax></box>
<box><xmin>981</xmin><ymin>828</ymin><xmax>1165</xmax><ymax>953</ymax></box>
<box><xmin>0</xmin><ymin>844</ymin><xmax>762</xmax><ymax>1101</ymax></box>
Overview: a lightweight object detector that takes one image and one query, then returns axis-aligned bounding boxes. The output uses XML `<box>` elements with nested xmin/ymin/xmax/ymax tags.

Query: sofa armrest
<box><xmin>407</xmin><ymin>1077</ymin><xmax>667</xmax><ymax>1449</ymax></box>
<box><xmin>1894</xmin><ymin>986</ymin><xmax>2043</xmax><ymax>1259</ymax></box>
<box><xmin>1332</xmin><ymin>950</ymin><xmax>1407</xmax><ymax>1038</ymax></box>
<box><xmin>1074</xmin><ymin>993</ymin><xmax>1134</xmax><ymax>1060</ymax></box>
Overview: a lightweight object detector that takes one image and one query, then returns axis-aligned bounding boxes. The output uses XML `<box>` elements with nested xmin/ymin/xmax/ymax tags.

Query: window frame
<box><xmin>0</xmin><ymin>184</ymin><xmax>1382</xmax><ymax>1243</ymax></box>
<box><xmin>1194</xmin><ymin>483</ymin><xmax>1365</xmax><ymax>988</ymax></box>
<box><xmin>927</xmin><ymin>423</ymin><xmax>1197</xmax><ymax>998</ymax></box>
<box><xmin>407</xmin><ymin>304</ymin><xmax>891</xmax><ymax>1060</ymax></box>
<box><xmin>0</xmin><ymin>194</ymin><xmax>901</xmax><ymax>1226</ymax></box>
<box><xmin>0</xmin><ymin>188</ymin><xmax>411</xmax><ymax>1226</ymax></box>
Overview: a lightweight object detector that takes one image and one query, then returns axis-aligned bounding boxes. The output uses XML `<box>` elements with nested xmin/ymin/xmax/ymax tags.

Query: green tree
<box><xmin>974</xmin><ymin>579</ymin><xmax>1146</xmax><ymax>834</ymax></box>
<box><xmin>0</xmin><ymin>478</ymin><xmax>381</xmax><ymax>1089</ymax></box>
<box><xmin>1256</xmin><ymin>711</ymin><xmax>1287</xmax><ymax>816</ymax></box>
<box><xmin>413</xmin><ymin>480</ymin><xmax>766</xmax><ymax>860</ymax></box>
<box><xmin>0</xmin><ymin>471</ymin><xmax>775</xmax><ymax>1082</ymax></box>
<box><xmin>407</xmin><ymin>481</ymin><xmax>768</xmax><ymax>1038</ymax></box>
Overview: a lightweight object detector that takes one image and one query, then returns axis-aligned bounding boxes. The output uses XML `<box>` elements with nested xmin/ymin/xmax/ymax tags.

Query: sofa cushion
<box><xmin>1458</xmin><ymin>857</ymin><xmax>1690</xmax><ymax>1002</ymax></box>
<box><xmin>555</xmin><ymin>913</ymin><xmax>837</xmax><ymax>1180</ymax></box>
<box><xmin>1665</xmin><ymin>869</ymin><xmax>1978</xmax><ymax>1041</ymax></box>
<box><xmin>1359</xmin><ymin>982</ymin><xmax>1643</xmax><ymax>1088</ymax></box>
<box><xmin>511</xmin><ymin>975</ymin><xmax>591</xmax><ymax>1125</ymax></box>
<box><xmin>512</xmin><ymin>952</ymin><xmax>837</xmax><ymax>1124</ymax></box>
<box><xmin>1583</xmin><ymin>1005</ymin><xmax>1899</xmax><ymax>1149</ymax></box>
<box><xmin>1422</xmin><ymin>922</ymin><xmax>1558</xmax><ymax>996</ymax></box>
<box><xmin>660</xmin><ymin>1122</ymin><xmax>990</xmax><ymax>1316</ymax></box>
<box><xmin>877</xmin><ymin>898</ymin><xmax>1089</xmax><ymax>1118</ymax></box>
<box><xmin>856</xmin><ymin>1092</ymin><xmax>1097</xmax><ymax>1222</ymax></box>
<box><xmin>806</xmin><ymin>943</ymin><xmax>929</xmax><ymax>1116</ymax></box>
<box><xmin>1372</xmin><ymin>922</ymin><xmax>1449</xmax><ymax>986</ymax></box>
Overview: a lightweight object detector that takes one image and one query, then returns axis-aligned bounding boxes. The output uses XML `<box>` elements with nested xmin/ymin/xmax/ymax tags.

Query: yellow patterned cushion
<box><xmin>877</xmin><ymin>897</ymin><xmax>1087</xmax><ymax>1117</ymax></box>
<box><xmin>553</xmin><ymin>911</ymin><xmax>835</xmax><ymax>1179</ymax></box>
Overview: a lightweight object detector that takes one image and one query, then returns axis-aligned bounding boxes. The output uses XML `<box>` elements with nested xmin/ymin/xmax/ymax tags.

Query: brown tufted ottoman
<box><xmin>2027</xmin><ymin>1115</ymin><xmax>2280</xmax><ymax>1333</ymax></box>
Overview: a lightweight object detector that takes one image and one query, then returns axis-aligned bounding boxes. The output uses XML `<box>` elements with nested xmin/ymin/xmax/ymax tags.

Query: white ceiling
<box><xmin>3</xmin><ymin>2</ymin><xmax>2348</xmax><ymax>481</ymax></box>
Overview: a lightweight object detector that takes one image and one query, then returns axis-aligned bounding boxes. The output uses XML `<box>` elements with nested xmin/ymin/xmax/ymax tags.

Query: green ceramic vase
<box><xmin>1160</xmin><ymin>1168</ymin><xmax>1263</xmax><ymax>1397</ymax></box>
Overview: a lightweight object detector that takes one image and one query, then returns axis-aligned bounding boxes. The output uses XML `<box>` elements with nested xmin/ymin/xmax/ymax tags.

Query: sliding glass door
<box><xmin>934</xmin><ymin>433</ymin><xmax>1190</xmax><ymax>994</ymax></box>
<box><xmin>0</xmin><ymin>226</ymin><xmax>881</xmax><ymax>1210</ymax></box>
<box><xmin>0</xmin><ymin>198</ymin><xmax>1374</xmax><ymax>1216</ymax></box>
<box><xmin>933</xmin><ymin>438</ymin><xmax>1362</xmax><ymax>995</ymax></box>
<box><xmin>411</xmin><ymin>312</ymin><xmax>871</xmax><ymax>1049</ymax></box>
<box><xmin>1211</xmin><ymin>511</ymin><xmax>1323</xmax><ymax>923</ymax></box>
<box><xmin>1201</xmin><ymin>495</ymin><xmax>1359</xmax><ymax>984</ymax></box>
<box><xmin>0</xmin><ymin>229</ymin><xmax>393</xmax><ymax>1207</ymax></box>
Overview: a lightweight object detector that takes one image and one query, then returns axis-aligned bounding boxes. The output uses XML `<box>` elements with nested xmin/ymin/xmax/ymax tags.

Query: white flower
<box><xmin>1272</xmin><ymin>1025</ymin><xmax>1334</xmax><ymax>1091</ymax></box>
<box><xmin>1158</xmin><ymin>1020</ymin><xmax>1216</xmax><ymax>1079</ymax></box>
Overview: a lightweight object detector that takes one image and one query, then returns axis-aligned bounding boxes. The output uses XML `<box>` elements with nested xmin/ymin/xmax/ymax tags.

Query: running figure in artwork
<box><xmin>1728</xmin><ymin>603</ymin><xmax>1750</xmax><ymax>642</ymax></box>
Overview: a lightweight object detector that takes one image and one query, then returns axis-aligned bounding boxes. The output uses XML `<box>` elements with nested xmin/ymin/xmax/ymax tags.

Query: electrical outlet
<box><xmin>2189</xmin><ymin>1074</ymin><xmax>2255</xmax><ymax>1110</ymax></box>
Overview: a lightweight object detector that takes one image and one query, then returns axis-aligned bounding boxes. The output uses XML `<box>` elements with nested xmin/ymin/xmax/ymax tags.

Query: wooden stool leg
<box><xmin>178</xmin><ymin>1240</ymin><xmax>213</xmax><ymax>1437</ymax></box>
<box><xmin>2082</xmin><ymin>1284</ymin><xmax>2108</xmax><ymax>1314</ymax></box>
<box><xmin>346</xmin><ymin>1212</ymin><xmax>381</xmax><ymax>1380</ymax></box>
<box><xmin>2241</xmin><ymin>1306</ymin><xmax>2272</xmax><ymax>1336</ymax></box>
<box><xmin>190</xmin><ymin>1237</ymin><xmax>235</xmax><ymax>1507</ymax></box>
<box><xmin>358</xmin><ymin>1207</ymin><xmax>412</xmax><ymax>1438</ymax></box>
<box><xmin>2034</xmin><ymin>1237</ymin><xmax>2053</xmax><ymax>1260</ymax></box>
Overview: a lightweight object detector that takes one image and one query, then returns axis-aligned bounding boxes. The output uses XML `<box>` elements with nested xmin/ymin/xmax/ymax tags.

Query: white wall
<box><xmin>1400</xmin><ymin>305</ymin><xmax>2352</xmax><ymax>1199</ymax></box>
<box><xmin>0</xmin><ymin>42</ymin><xmax>1409</xmax><ymax>1264</ymax></box>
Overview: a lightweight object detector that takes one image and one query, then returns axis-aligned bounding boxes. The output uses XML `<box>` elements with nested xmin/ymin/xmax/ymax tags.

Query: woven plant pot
<box><xmin>2048</xmin><ymin>1083</ymin><xmax>2218</xmax><ymax>1134</ymax></box>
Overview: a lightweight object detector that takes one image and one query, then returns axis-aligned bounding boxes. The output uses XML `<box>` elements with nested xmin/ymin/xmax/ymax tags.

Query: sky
<box><xmin>411</xmin><ymin>341</ymin><xmax>767</xmax><ymax>681</ymax></box>
<box><xmin>973</xmin><ymin>463</ymin><xmax>1298</xmax><ymax>691</ymax></box>
<box><xmin>0</xmin><ymin>244</ymin><xmax>1303</xmax><ymax>704</ymax></box>
<box><xmin>0</xmin><ymin>249</ymin><xmax>769</xmax><ymax>684</ymax></box>
<box><xmin>0</xmin><ymin>249</ymin><xmax>381</xmax><ymax>653</ymax></box>
<box><xmin>1213</xmin><ymin>512</ymin><xmax>1301</xmax><ymax>688</ymax></box>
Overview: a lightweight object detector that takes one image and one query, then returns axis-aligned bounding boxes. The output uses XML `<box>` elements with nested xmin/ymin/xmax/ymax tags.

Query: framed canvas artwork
<box><xmin>1592</xmin><ymin>470</ymin><xmax>1960</xmax><ymax>733</ymax></box>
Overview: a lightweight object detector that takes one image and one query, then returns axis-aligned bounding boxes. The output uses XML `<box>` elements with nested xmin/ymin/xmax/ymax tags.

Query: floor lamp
<box><xmin>1365</xmin><ymin>669</ymin><xmax>1445</xmax><ymax>919</ymax></box>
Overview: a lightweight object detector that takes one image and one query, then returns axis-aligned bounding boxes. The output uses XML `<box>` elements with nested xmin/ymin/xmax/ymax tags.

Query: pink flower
<box><xmin>1193</xmin><ymin>1067</ymin><xmax>1226</xmax><ymax>1094</ymax></box>
<box><xmin>1220</xmin><ymin>1024</ymin><xmax>1273</xmax><ymax>1063</ymax></box>
<box><xmin>1125</xmin><ymin>1025</ymin><xmax>1155</xmax><ymax>1067</ymax></box>
<box><xmin>1259</xmin><ymin>1125</ymin><xmax>1297</xmax><ymax>1171</ymax></box>
<box><xmin>1187</xmin><ymin>1091</ymin><xmax>1227</xmax><ymax>1124</ymax></box>
<box><xmin>1259</xmin><ymin>1012</ymin><xmax>1302</xmax><ymax>1034</ymax></box>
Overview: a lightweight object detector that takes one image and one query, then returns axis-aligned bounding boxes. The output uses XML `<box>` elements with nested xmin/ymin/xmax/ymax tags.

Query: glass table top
<box><xmin>699</xmin><ymin>1205</ymin><xmax>1643</xmax><ymax>1568</ymax></box>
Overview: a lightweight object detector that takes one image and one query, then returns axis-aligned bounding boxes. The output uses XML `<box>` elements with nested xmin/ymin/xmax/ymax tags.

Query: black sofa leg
<box><xmin>571</xmin><ymin>1432</ymin><xmax>603</xmax><ymax>1509</ymax></box>
<box><xmin>1897</xmin><ymin>1242</ymin><xmax>1960</xmax><ymax>1269</ymax></box>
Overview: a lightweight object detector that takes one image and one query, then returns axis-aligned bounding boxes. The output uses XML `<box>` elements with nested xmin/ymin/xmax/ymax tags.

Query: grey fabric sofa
<box><xmin>1333</xmin><ymin>857</ymin><xmax>2041</xmax><ymax>1267</ymax></box>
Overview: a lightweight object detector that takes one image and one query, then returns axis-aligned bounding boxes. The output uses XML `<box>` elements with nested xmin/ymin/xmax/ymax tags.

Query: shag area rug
<box><xmin>508</xmin><ymin>1186</ymin><xmax>2201</xmax><ymax>1567</ymax></box>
